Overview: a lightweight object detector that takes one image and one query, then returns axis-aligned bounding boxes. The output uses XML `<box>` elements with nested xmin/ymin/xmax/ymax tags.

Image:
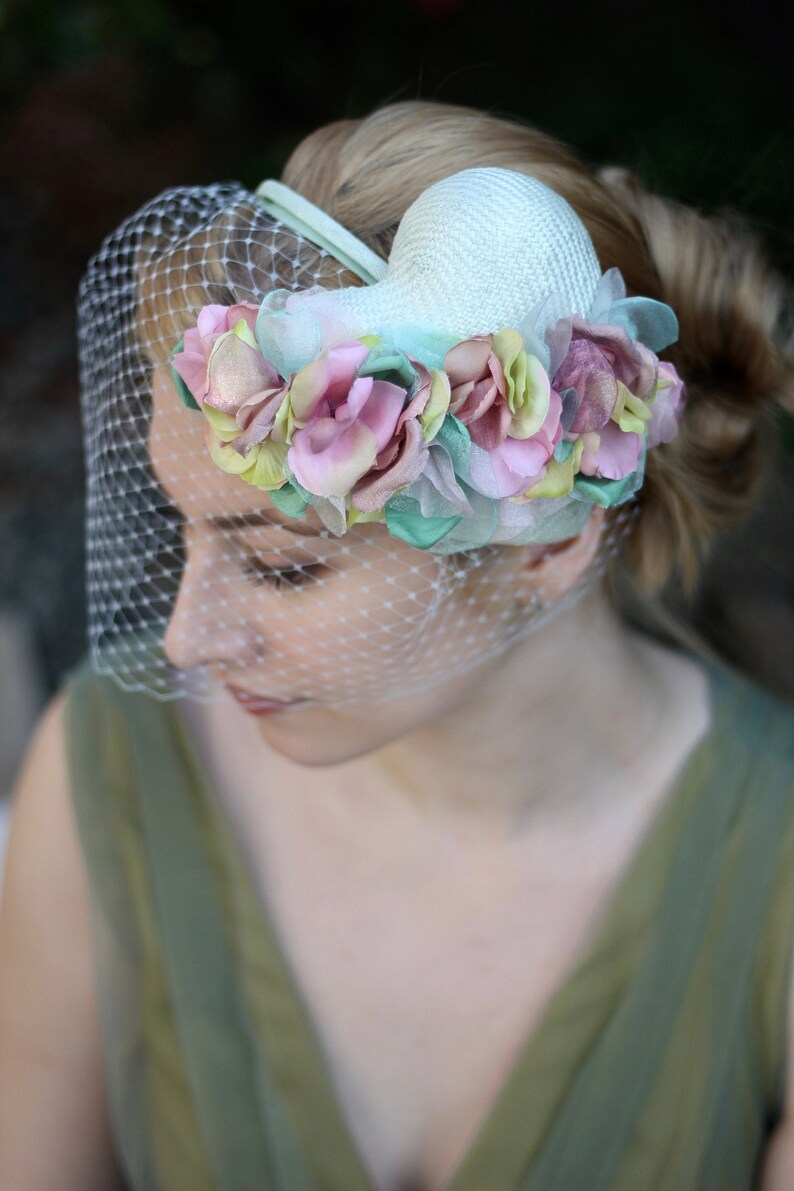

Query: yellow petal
<box><xmin>202</xmin><ymin>404</ymin><xmax>240</xmax><ymax>438</ymax></box>
<box><xmin>241</xmin><ymin>440</ymin><xmax>290</xmax><ymax>491</ymax></box>
<box><xmin>420</xmin><ymin>370</ymin><xmax>451</xmax><ymax>442</ymax></box>
<box><xmin>612</xmin><ymin>381</ymin><xmax>651</xmax><ymax>434</ymax></box>
<box><xmin>231</xmin><ymin>318</ymin><xmax>259</xmax><ymax>349</ymax></box>
<box><xmin>347</xmin><ymin>506</ymin><xmax>387</xmax><ymax>526</ymax></box>
<box><xmin>522</xmin><ymin>439</ymin><xmax>583</xmax><ymax>499</ymax></box>
<box><xmin>206</xmin><ymin>430</ymin><xmax>252</xmax><ymax>475</ymax></box>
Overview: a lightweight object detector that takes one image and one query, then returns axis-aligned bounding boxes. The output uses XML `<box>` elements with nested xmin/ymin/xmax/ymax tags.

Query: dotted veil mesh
<box><xmin>78</xmin><ymin>184</ymin><xmax>633</xmax><ymax>708</ymax></box>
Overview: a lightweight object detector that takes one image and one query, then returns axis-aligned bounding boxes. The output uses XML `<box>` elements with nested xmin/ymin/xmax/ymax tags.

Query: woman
<box><xmin>1</xmin><ymin>100</ymin><xmax>793</xmax><ymax>1190</ymax></box>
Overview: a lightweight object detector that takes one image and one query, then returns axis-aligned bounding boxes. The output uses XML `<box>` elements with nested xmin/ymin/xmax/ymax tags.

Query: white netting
<box><xmin>77</xmin><ymin>183</ymin><xmax>634</xmax><ymax>708</ymax></box>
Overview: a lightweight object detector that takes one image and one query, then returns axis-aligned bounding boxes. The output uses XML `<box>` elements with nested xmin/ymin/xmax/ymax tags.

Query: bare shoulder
<box><xmin>0</xmin><ymin>691</ymin><xmax>123</xmax><ymax>1189</ymax></box>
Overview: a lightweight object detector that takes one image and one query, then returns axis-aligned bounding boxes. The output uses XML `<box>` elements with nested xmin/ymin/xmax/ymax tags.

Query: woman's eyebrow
<box><xmin>208</xmin><ymin>512</ymin><xmax>323</xmax><ymax>537</ymax></box>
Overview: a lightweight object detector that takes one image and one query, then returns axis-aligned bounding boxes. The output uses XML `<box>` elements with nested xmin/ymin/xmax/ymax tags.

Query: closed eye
<box><xmin>242</xmin><ymin>557</ymin><xmax>326</xmax><ymax>591</ymax></box>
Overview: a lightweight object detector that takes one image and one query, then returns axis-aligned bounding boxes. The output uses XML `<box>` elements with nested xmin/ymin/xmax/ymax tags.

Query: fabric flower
<box><xmin>171</xmin><ymin>303</ymin><xmax>261</xmax><ymax>406</ymax></box>
<box><xmin>445</xmin><ymin>329</ymin><xmax>551</xmax><ymax>449</ymax></box>
<box><xmin>286</xmin><ymin>341</ymin><xmax>409</xmax><ymax>498</ymax></box>
<box><xmin>553</xmin><ymin>316</ymin><xmax>658</xmax><ymax>434</ymax></box>
<box><xmin>351</xmin><ymin>363</ymin><xmax>451</xmax><ymax>512</ymax></box>
<box><xmin>172</xmin><ymin>308</ymin><xmax>293</xmax><ymax>491</ymax></box>
<box><xmin>475</xmin><ymin>389</ymin><xmax>564</xmax><ymax>498</ymax></box>
<box><xmin>646</xmin><ymin>360</ymin><xmax>686</xmax><ymax>447</ymax></box>
<box><xmin>578</xmin><ymin>422</ymin><xmax>644</xmax><ymax>481</ymax></box>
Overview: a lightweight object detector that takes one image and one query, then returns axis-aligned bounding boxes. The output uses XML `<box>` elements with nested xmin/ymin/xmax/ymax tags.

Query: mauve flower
<box><xmin>171</xmin><ymin>303</ymin><xmax>261</xmax><ymax>405</ymax></box>
<box><xmin>553</xmin><ymin>316</ymin><xmax>658</xmax><ymax>435</ymax></box>
<box><xmin>646</xmin><ymin>360</ymin><xmax>686</xmax><ymax>447</ymax></box>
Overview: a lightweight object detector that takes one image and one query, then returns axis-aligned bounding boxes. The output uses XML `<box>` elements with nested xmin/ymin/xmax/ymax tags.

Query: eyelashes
<box><xmin>241</xmin><ymin>556</ymin><xmax>326</xmax><ymax>592</ymax></box>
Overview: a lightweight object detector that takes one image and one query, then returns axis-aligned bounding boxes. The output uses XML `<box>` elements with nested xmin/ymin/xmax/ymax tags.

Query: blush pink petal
<box><xmin>466</xmin><ymin>398</ymin><xmax>512</xmax><ymax>449</ymax></box>
<box><xmin>487</xmin><ymin>435</ymin><xmax>554</xmax><ymax>496</ymax></box>
<box><xmin>197</xmin><ymin>302</ymin><xmax>258</xmax><ymax>339</ymax></box>
<box><xmin>290</xmin><ymin>341</ymin><xmax>371</xmax><ymax>423</ymax></box>
<box><xmin>288</xmin><ymin>418</ymin><xmax>378</xmax><ymax>497</ymax></box>
<box><xmin>173</xmin><ymin>302</ymin><xmax>262</xmax><ymax>405</ymax></box>
<box><xmin>580</xmin><ymin>420</ymin><xmax>643</xmax><ymax>480</ymax></box>
<box><xmin>172</xmin><ymin>336</ymin><xmax>210</xmax><ymax>401</ymax></box>
<box><xmin>355</xmin><ymin>379</ymin><xmax>410</xmax><ymax>452</ymax></box>
<box><xmin>647</xmin><ymin>360</ymin><xmax>686</xmax><ymax>447</ymax></box>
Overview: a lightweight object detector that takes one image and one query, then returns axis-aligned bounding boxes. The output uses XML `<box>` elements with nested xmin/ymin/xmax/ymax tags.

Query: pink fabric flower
<box><xmin>351</xmin><ymin>364</ymin><xmax>450</xmax><ymax>513</ymax></box>
<box><xmin>553</xmin><ymin>317</ymin><xmax>658</xmax><ymax>435</ymax></box>
<box><xmin>171</xmin><ymin>303</ymin><xmax>261</xmax><ymax>405</ymax></box>
<box><xmin>476</xmin><ymin>390</ymin><xmax>564</xmax><ymax>498</ymax></box>
<box><xmin>445</xmin><ymin>335</ymin><xmax>511</xmax><ymax>448</ymax></box>
<box><xmin>579</xmin><ymin>422</ymin><xmax>643</xmax><ymax>481</ymax></box>
<box><xmin>287</xmin><ymin>341</ymin><xmax>407</xmax><ymax>498</ymax></box>
<box><xmin>646</xmin><ymin>360</ymin><xmax>686</xmax><ymax>447</ymax></box>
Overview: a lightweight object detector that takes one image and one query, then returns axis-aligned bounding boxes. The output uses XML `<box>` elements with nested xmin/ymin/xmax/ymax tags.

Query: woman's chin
<box><xmin>249</xmin><ymin>704</ymin><xmax>390</xmax><ymax>768</ymax></box>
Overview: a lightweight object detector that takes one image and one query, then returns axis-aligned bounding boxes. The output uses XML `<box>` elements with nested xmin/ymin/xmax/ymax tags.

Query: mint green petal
<box><xmin>375</xmin><ymin>324</ymin><xmax>459</xmax><ymax>372</ymax></box>
<box><xmin>269</xmin><ymin>480</ymin><xmax>311</xmax><ymax>519</ymax></box>
<box><xmin>606</xmin><ymin>297</ymin><xmax>679</xmax><ymax>352</ymax></box>
<box><xmin>385</xmin><ymin>505</ymin><xmax>462</xmax><ymax>549</ymax></box>
<box><xmin>435</xmin><ymin>415</ymin><xmax>473</xmax><ymax>482</ymax></box>
<box><xmin>169</xmin><ymin>340</ymin><xmax>201</xmax><ymax>411</ymax></box>
<box><xmin>553</xmin><ymin>439</ymin><xmax>575</xmax><ymax>463</ymax></box>
<box><xmin>357</xmin><ymin>342</ymin><xmax>417</xmax><ymax>390</ymax></box>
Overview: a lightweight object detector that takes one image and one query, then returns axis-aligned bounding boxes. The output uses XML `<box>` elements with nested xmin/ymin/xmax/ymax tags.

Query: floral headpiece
<box><xmin>171</xmin><ymin>169</ymin><xmax>685</xmax><ymax>552</ymax></box>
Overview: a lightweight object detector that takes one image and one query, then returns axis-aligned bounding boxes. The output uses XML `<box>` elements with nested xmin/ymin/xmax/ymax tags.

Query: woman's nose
<box><xmin>163</xmin><ymin>542</ymin><xmax>261</xmax><ymax>672</ymax></box>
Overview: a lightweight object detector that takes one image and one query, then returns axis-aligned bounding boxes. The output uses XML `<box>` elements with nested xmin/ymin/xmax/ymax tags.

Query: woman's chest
<box><xmin>225</xmin><ymin>789</ymin><xmax>661</xmax><ymax>1191</ymax></box>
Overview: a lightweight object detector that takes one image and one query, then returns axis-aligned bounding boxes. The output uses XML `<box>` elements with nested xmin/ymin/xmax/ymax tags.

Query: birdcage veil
<box><xmin>77</xmin><ymin>170</ymin><xmax>682</xmax><ymax>707</ymax></box>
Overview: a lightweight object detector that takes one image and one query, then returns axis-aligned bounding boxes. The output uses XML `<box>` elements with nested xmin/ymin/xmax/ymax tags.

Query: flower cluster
<box><xmin>170</xmin><ymin>289</ymin><xmax>685</xmax><ymax>548</ymax></box>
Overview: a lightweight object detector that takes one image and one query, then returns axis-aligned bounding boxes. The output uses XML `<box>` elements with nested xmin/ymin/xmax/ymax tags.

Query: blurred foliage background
<box><xmin>0</xmin><ymin>0</ymin><xmax>792</xmax><ymax>697</ymax></box>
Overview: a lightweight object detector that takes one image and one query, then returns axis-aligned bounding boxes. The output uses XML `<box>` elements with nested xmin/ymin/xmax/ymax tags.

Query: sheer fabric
<box><xmin>64</xmin><ymin>661</ymin><xmax>794</xmax><ymax>1191</ymax></box>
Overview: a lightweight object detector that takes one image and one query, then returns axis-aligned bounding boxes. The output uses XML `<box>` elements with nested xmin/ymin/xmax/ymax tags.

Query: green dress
<box><xmin>64</xmin><ymin>660</ymin><xmax>794</xmax><ymax>1191</ymax></box>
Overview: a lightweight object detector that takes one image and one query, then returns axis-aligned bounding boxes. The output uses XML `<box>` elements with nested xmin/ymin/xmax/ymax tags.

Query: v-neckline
<box><xmin>170</xmin><ymin>668</ymin><xmax>720</xmax><ymax>1191</ymax></box>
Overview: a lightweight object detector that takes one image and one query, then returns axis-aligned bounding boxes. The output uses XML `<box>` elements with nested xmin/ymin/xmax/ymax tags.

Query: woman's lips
<box><xmin>225</xmin><ymin>685</ymin><xmax>307</xmax><ymax>715</ymax></box>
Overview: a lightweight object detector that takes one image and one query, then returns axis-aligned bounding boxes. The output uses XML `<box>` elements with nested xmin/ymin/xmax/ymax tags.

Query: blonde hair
<box><xmin>282</xmin><ymin>100</ymin><xmax>794</xmax><ymax>595</ymax></box>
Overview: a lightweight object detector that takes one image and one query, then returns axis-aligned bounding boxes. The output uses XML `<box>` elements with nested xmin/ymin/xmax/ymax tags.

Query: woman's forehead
<box><xmin>148</xmin><ymin>364</ymin><xmax>328</xmax><ymax>534</ymax></box>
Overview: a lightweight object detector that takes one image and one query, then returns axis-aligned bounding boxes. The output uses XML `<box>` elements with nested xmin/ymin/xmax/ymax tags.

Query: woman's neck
<box><xmin>357</xmin><ymin>585</ymin><xmax>712</xmax><ymax>843</ymax></box>
<box><xmin>192</xmin><ymin>583</ymin><xmax>712</xmax><ymax>851</ymax></box>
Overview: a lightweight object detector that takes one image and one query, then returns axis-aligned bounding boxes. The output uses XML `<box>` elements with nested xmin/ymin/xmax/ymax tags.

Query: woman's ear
<box><xmin>519</xmin><ymin>507</ymin><xmax>607</xmax><ymax>606</ymax></box>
